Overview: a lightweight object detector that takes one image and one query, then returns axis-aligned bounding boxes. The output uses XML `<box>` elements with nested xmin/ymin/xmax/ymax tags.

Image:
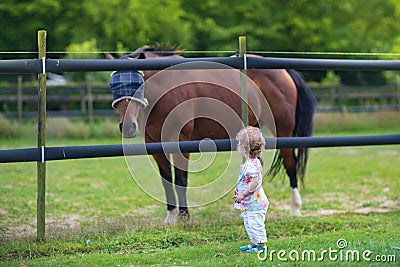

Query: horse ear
<box><xmin>122</xmin><ymin>52</ymin><xmax>146</xmax><ymax>60</ymax></box>
<box><xmin>105</xmin><ymin>53</ymin><xmax>115</xmax><ymax>60</ymax></box>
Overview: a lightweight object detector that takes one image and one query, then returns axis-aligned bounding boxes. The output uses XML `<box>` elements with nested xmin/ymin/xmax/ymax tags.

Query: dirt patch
<box><xmin>271</xmin><ymin>190</ymin><xmax>400</xmax><ymax>217</ymax></box>
<box><xmin>47</xmin><ymin>214</ymin><xmax>84</xmax><ymax>229</ymax></box>
<box><xmin>1</xmin><ymin>199</ymin><xmax>399</xmax><ymax>240</ymax></box>
<box><xmin>312</xmin><ymin>209</ymin><xmax>345</xmax><ymax>216</ymax></box>
<box><xmin>308</xmin><ymin>197</ymin><xmax>400</xmax><ymax>216</ymax></box>
<box><xmin>0</xmin><ymin>208</ymin><xmax>9</xmax><ymax>216</ymax></box>
<box><xmin>1</xmin><ymin>214</ymin><xmax>86</xmax><ymax>240</ymax></box>
<box><xmin>1</xmin><ymin>224</ymin><xmax>36</xmax><ymax>240</ymax></box>
<box><xmin>1</xmin><ymin>208</ymin><xmax>168</xmax><ymax>241</ymax></box>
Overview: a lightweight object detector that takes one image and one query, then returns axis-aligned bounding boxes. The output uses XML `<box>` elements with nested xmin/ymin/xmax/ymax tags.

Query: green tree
<box><xmin>0</xmin><ymin>0</ymin><xmax>63</xmax><ymax>57</ymax></box>
<box><xmin>1</xmin><ymin>0</ymin><xmax>399</xmax><ymax>84</ymax></box>
<box><xmin>0</xmin><ymin>0</ymin><xmax>193</xmax><ymax>57</ymax></box>
<box><xmin>54</xmin><ymin>0</ymin><xmax>194</xmax><ymax>54</ymax></box>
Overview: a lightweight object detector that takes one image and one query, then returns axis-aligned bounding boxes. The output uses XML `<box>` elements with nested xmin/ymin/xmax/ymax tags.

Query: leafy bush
<box><xmin>46</xmin><ymin>117</ymin><xmax>90</xmax><ymax>139</ymax></box>
<box><xmin>0</xmin><ymin>115</ymin><xmax>20</xmax><ymax>138</ymax></box>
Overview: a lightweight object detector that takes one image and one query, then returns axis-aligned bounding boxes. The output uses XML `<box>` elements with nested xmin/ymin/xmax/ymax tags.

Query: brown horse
<box><xmin>107</xmin><ymin>45</ymin><xmax>315</xmax><ymax>223</ymax></box>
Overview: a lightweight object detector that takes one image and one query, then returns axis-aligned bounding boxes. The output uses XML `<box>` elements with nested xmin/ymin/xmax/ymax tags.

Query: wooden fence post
<box><xmin>397</xmin><ymin>75</ymin><xmax>400</xmax><ymax>111</ymax></box>
<box><xmin>86</xmin><ymin>75</ymin><xmax>94</xmax><ymax>127</ymax></box>
<box><xmin>37</xmin><ymin>30</ymin><xmax>47</xmax><ymax>242</ymax></box>
<box><xmin>329</xmin><ymin>85</ymin><xmax>337</xmax><ymax>107</ymax></box>
<box><xmin>17</xmin><ymin>75</ymin><xmax>23</xmax><ymax>128</ymax></box>
<box><xmin>239</xmin><ymin>36</ymin><xmax>248</xmax><ymax>126</ymax></box>
<box><xmin>80</xmin><ymin>87</ymin><xmax>86</xmax><ymax>115</ymax></box>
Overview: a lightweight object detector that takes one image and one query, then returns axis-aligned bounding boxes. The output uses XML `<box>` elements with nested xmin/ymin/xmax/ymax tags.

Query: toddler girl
<box><xmin>233</xmin><ymin>126</ymin><xmax>269</xmax><ymax>253</ymax></box>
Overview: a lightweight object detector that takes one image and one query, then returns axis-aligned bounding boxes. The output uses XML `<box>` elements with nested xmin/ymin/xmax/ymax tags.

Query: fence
<box><xmin>3</xmin><ymin>55</ymin><xmax>400</xmax><ymax>73</ymax></box>
<box><xmin>313</xmin><ymin>83</ymin><xmax>400</xmax><ymax>112</ymax></box>
<box><xmin>1</xmin><ymin>32</ymin><xmax>400</xmax><ymax>241</ymax></box>
<box><xmin>1</xmin><ymin>81</ymin><xmax>399</xmax><ymax>120</ymax></box>
<box><xmin>1</xmin><ymin>134</ymin><xmax>400</xmax><ymax>163</ymax></box>
<box><xmin>0</xmin><ymin>82</ymin><xmax>117</xmax><ymax>122</ymax></box>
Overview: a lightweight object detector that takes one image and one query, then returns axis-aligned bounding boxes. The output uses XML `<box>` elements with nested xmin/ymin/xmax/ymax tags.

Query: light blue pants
<box><xmin>242</xmin><ymin>209</ymin><xmax>267</xmax><ymax>244</ymax></box>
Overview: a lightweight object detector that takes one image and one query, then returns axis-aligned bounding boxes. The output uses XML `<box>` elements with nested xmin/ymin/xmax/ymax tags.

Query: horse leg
<box><xmin>280</xmin><ymin>148</ymin><xmax>302</xmax><ymax>216</ymax></box>
<box><xmin>153</xmin><ymin>153</ymin><xmax>179</xmax><ymax>224</ymax></box>
<box><xmin>169</xmin><ymin>121</ymin><xmax>193</xmax><ymax>221</ymax></box>
<box><xmin>173</xmin><ymin>155</ymin><xmax>190</xmax><ymax>219</ymax></box>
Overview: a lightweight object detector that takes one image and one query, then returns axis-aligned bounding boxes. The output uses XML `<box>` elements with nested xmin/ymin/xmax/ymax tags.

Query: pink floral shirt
<box><xmin>234</xmin><ymin>158</ymin><xmax>269</xmax><ymax>211</ymax></box>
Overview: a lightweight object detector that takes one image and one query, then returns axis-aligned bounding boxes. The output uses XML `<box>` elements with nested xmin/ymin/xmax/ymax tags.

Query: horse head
<box><xmin>107</xmin><ymin>45</ymin><xmax>181</xmax><ymax>138</ymax></box>
<box><xmin>106</xmin><ymin>51</ymin><xmax>148</xmax><ymax>138</ymax></box>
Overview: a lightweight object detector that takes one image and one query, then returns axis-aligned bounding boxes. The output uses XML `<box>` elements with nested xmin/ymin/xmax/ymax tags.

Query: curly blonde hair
<box><xmin>236</xmin><ymin>126</ymin><xmax>265</xmax><ymax>158</ymax></box>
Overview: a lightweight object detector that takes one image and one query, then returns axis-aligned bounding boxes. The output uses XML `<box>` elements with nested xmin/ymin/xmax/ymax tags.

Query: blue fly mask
<box><xmin>109</xmin><ymin>70</ymin><xmax>148</xmax><ymax>109</ymax></box>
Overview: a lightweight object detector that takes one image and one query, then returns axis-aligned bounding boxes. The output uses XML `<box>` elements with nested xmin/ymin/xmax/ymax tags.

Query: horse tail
<box><xmin>268</xmin><ymin>70</ymin><xmax>316</xmax><ymax>186</ymax></box>
<box><xmin>288</xmin><ymin>69</ymin><xmax>316</xmax><ymax>185</ymax></box>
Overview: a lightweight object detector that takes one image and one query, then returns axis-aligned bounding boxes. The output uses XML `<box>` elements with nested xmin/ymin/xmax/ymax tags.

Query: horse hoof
<box><xmin>178</xmin><ymin>210</ymin><xmax>190</xmax><ymax>221</ymax></box>
<box><xmin>163</xmin><ymin>208</ymin><xmax>179</xmax><ymax>225</ymax></box>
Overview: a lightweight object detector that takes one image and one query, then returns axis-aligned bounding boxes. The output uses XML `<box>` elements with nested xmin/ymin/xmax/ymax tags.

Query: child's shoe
<box><xmin>238</xmin><ymin>242</ymin><xmax>256</xmax><ymax>251</ymax></box>
<box><xmin>245</xmin><ymin>245</ymin><xmax>266</xmax><ymax>253</ymax></box>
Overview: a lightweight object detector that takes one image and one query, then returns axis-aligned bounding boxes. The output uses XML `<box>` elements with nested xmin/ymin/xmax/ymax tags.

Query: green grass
<box><xmin>1</xmin><ymin>213</ymin><xmax>399</xmax><ymax>266</ymax></box>
<box><xmin>0</xmin><ymin>112</ymin><xmax>399</xmax><ymax>266</ymax></box>
<box><xmin>314</xmin><ymin>112</ymin><xmax>400</xmax><ymax>135</ymax></box>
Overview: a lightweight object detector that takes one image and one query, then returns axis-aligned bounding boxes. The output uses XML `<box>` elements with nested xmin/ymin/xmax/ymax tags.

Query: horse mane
<box><xmin>121</xmin><ymin>43</ymin><xmax>182</xmax><ymax>59</ymax></box>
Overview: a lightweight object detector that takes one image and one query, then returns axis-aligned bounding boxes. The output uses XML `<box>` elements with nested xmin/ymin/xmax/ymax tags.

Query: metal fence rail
<box><xmin>1</xmin><ymin>57</ymin><xmax>400</xmax><ymax>74</ymax></box>
<box><xmin>1</xmin><ymin>134</ymin><xmax>400</xmax><ymax>163</ymax></box>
